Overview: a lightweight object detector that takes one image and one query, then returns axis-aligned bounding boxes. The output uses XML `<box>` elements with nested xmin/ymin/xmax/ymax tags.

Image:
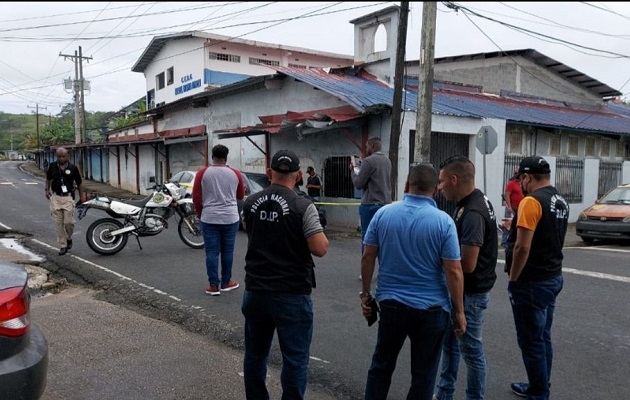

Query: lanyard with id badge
<box><xmin>59</xmin><ymin>165</ymin><xmax>70</xmax><ymax>194</ymax></box>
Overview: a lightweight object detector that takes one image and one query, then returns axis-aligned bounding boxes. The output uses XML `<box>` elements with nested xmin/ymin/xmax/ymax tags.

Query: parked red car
<box><xmin>0</xmin><ymin>262</ymin><xmax>48</xmax><ymax>399</ymax></box>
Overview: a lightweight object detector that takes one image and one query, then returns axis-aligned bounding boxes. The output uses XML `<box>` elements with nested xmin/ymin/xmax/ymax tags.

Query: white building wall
<box><xmin>145</xmin><ymin>38</ymin><xmax>206</xmax><ymax>107</ymax></box>
<box><xmin>576</xmin><ymin>158</ymin><xmax>601</xmax><ymax>222</ymax></box>
<box><xmin>623</xmin><ymin>161</ymin><xmax>630</xmax><ymax>183</ymax></box>
<box><xmin>119</xmin><ymin>147</ymin><xmax>139</xmax><ymax>194</ymax></box>
<box><xmin>137</xmin><ymin>146</ymin><xmax>157</xmax><ymax>196</ymax></box>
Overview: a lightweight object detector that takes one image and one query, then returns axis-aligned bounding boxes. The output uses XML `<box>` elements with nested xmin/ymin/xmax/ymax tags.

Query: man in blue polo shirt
<box><xmin>360</xmin><ymin>163</ymin><xmax>466</xmax><ymax>400</ymax></box>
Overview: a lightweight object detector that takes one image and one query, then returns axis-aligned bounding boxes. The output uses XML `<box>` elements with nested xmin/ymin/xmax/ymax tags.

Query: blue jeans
<box><xmin>365</xmin><ymin>300</ymin><xmax>449</xmax><ymax>400</ymax></box>
<box><xmin>200</xmin><ymin>221</ymin><xmax>239</xmax><ymax>286</ymax></box>
<box><xmin>241</xmin><ymin>290</ymin><xmax>313</xmax><ymax>400</ymax></box>
<box><xmin>435</xmin><ymin>292</ymin><xmax>490</xmax><ymax>400</ymax></box>
<box><xmin>359</xmin><ymin>204</ymin><xmax>385</xmax><ymax>252</ymax></box>
<box><xmin>508</xmin><ymin>276</ymin><xmax>563</xmax><ymax>400</ymax></box>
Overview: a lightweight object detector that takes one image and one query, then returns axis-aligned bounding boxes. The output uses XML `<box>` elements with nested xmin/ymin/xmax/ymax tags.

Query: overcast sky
<box><xmin>1</xmin><ymin>1</ymin><xmax>630</xmax><ymax>116</ymax></box>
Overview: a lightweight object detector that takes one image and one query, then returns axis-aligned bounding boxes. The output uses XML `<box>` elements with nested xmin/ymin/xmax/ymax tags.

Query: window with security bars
<box><xmin>568</xmin><ymin>136</ymin><xmax>579</xmax><ymax>156</ymax></box>
<box><xmin>585</xmin><ymin>137</ymin><xmax>596</xmax><ymax>157</ymax></box>
<box><xmin>288</xmin><ymin>63</ymin><xmax>307</xmax><ymax>69</ymax></box>
<box><xmin>249</xmin><ymin>57</ymin><xmax>280</xmax><ymax>67</ymax></box>
<box><xmin>555</xmin><ymin>158</ymin><xmax>583</xmax><ymax>203</ymax></box>
<box><xmin>601</xmin><ymin>140</ymin><xmax>610</xmax><ymax>157</ymax></box>
<box><xmin>209</xmin><ymin>52</ymin><xmax>241</xmax><ymax>63</ymax></box>
<box><xmin>323</xmin><ymin>156</ymin><xmax>355</xmax><ymax>198</ymax></box>
<box><xmin>549</xmin><ymin>135</ymin><xmax>561</xmax><ymax>155</ymax></box>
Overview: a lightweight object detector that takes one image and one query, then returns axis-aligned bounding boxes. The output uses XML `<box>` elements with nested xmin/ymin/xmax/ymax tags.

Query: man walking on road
<box><xmin>505</xmin><ymin>156</ymin><xmax>569</xmax><ymax>400</ymax></box>
<box><xmin>240</xmin><ymin>149</ymin><xmax>329</xmax><ymax>400</ymax></box>
<box><xmin>360</xmin><ymin>163</ymin><xmax>465</xmax><ymax>400</ymax></box>
<box><xmin>435</xmin><ymin>156</ymin><xmax>498</xmax><ymax>400</ymax></box>
<box><xmin>193</xmin><ymin>144</ymin><xmax>245</xmax><ymax>296</ymax></box>
<box><xmin>45</xmin><ymin>147</ymin><xmax>85</xmax><ymax>255</ymax></box>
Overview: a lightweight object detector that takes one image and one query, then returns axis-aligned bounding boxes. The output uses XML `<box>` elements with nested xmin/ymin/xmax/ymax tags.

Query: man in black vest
<box><xmin>435</xmin><ymin>155</ymin><xmax>498</xmax><ymax>400</ymax></box>
<box><xmin>44</xmin><ymin>147</ymin><xmax>85</xmax><ymax>255</ymax></box>
<box><xmin>240</xmin><ymin>149</ymin><xmax>329</xmax><ymax>400</ymax></box>
<box><xmin>505</xmin><ymin>156</ymin><xmax>568</xmax><ymax>400</ymax></box>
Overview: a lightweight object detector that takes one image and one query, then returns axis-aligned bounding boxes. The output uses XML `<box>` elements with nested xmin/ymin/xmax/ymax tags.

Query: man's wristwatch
<box><xmin>359</xmin><ymin>291</ymin><xmax>372</xmax><ymax>299</ymax></box>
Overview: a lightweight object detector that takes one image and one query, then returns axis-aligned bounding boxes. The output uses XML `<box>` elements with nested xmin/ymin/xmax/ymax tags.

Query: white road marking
<box><xmin>0</xmin><ymin>182</ymin><xmax>14</xmax><ymax>185</ymax></box>
<box><xmin>30</xmin><ymin>238</ymin><xmax>183</xmax><ymax>302</ymax></box>
<box><xmin>0</xmin><ymin>221</ymin><xmax>11</xmax><ymax>230</ymax></box>
<box><xmin>565</xmin><ymin>246</ymin><xmax>630</xmax><ymax>254</ymax></box>
<box><xmin>563</xmin><ymin>268</ymin><xmax>630</xmax><ymax>283</ymax></box>
<box><xmin>25</xmin><ymin>182</ymin><xmax>38</xmax><ymax>185</ymax></box>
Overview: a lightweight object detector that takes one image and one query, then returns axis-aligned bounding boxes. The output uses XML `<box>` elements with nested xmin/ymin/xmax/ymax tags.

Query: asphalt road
<box><xmin>2</xmin><ymin>160</ymin><xmax>630</xmax><ymax>400</ymax></box>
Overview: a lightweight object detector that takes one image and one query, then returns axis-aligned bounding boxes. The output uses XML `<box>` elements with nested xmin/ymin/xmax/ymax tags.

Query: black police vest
<box><xmin>519</xmin><ymin>186</ymin><xmax>569</xmax><ymax>281</ymax></box>
<box><xmin>454</xmin><ymin>189</ymin><xmax>498</xmax><ymax>294</ymax></box>
<box><xmin>243</xmin><ymin>185</ymin><xmax>317</xmax><ymax>294</ymax></box>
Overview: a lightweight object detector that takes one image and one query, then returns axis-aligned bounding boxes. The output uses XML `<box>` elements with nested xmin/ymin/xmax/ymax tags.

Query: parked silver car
<box><xmin>0</xmin><ymin>262</ymin><xmax>48</xmax><ymax>399</ymax></box>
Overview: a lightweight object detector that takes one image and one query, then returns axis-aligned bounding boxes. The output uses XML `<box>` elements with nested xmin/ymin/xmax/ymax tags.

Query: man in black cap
<box><xmin>240</xmin><ymin>149</ymin><xmax>329</xmax><ymax>400</ymax></box>
<box><xmin>505</xmin><ymin>156</ymin><xmax>569</xmax><ymax>400</ymax></box>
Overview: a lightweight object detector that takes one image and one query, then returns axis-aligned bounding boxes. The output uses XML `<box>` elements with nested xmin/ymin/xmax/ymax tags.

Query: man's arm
<box><xmin>192</xmin><ymin>167</ymin><xmax>207</xmax><ymax>218</ymax></box>
<box><xmin>307</xmin><ymin>232</ymin><xmax>328</xmax><ymax>257</ymax></box>
<box><xmin>509</xmin><ymin>227</ymin><xmax>534</xmax><ymax>281</ymax></box>
<box><xmin>360</xmin><ymin>244</ymin><xmax>378</xmax><ymax>320</ymax></box>
<box><xmin>443</xmin><ymin>258</ymin><xmax>467</xmax><ymax>337</ymax></box>
<box><xmin>350</xmin><ymin>158</ymin><xmax>372</xmax><ymax>190</ymax></box>
<box><xmin>460</xmin><ymin>245</ymin><xmax>481</xmax><ymax>273</ymax></box>
<box><xmin>504</xmin><ymin>185</ymin><xmax>514</xmax><ymax>213</ymax></box>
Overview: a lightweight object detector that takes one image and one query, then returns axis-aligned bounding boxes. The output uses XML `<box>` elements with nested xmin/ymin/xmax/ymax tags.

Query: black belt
<box><xmin>54</xmin><ymin>192</ymin><xmax>72</xmax><ymax>197</ymax></box>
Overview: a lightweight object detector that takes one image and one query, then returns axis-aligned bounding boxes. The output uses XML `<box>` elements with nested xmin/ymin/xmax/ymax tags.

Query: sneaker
<box><xmin>510</xmin><ymin>382</ymin><xmax>528</xmax><ymax>397</ymax></box>
<box><xmin>67</xmin><ymin>240</ymin><xmax>73</xmax><ymax>250</ymax></box>
<box><xmin>220</xmin><ymin>281</ymin><xmax>240</xmax><ymax>292</ymax></box>
<box><xmin>205</xmin><ymin>285</ymin><xmax>220</xmax><ymax>296</ymax></box>
<box><xmin>59</xmin><ymin>247</ymin><xmax>67</xmax><ymax>256</ymax></box>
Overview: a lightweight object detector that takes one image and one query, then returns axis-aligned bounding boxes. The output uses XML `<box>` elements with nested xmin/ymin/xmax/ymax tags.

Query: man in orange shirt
<box><xmin>505</xmin><ymin>156</ymin><xmax>569</xmax><ymax>400</ymax></box>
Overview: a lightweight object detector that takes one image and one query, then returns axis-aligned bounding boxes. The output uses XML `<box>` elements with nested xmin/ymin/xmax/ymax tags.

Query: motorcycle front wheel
<box><xmin>178</xmin><ymin>213</ymin><xmax>204</xmax><ymax>249</ymax></box>
<box><xmin>86</xmin><ymin>218</ymin><xmax>129</xmax><ymax>255</ymax></box>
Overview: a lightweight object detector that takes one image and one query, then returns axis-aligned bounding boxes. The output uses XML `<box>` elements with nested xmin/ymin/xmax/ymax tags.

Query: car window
<box><xmin>248</xmin><ymin>178</ymin><xmax>264</xmax><ymax>193</ymax></box>
<box><xmin>170</xmin><ymin>172</ymin><xmax>182</xmax><ymax>182</ymax></box>
<box><xmin>601</xmin><ymin>187</ymin><xmax>630</xmax><ymax>204</ymax></box>
<box><xmin>181</xmin><ymin>172</ymin><xmax>193</xmax><ymax>184</ymax></box>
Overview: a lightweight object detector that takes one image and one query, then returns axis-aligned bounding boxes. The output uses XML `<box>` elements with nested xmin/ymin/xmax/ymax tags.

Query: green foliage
<box><xmin>0</xmin><ymin>103</ymin><xmax>125</xmax><ymax>151</ymax></box>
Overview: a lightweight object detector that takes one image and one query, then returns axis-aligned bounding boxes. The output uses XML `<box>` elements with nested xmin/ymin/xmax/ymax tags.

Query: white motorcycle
<box><xmin>77</xmin><ymin>179</ymin><xmax>204</xmax><ymax>255</ymax></box>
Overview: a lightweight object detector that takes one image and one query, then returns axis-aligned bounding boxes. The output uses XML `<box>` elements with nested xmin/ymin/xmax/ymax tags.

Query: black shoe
<box><xmin>510</xmin><ymin>382</ymin><xmax>528</xmax><ymax>397</ymax></box>
<box><xmin>67</xmin><ymin>240</ymin><xmax>73</xmax><ymax>250</ymax></box>
<box><xmin>59</xmin><ymin>247</ymin><xmax>68</xmax><ymax>256</ymax></box>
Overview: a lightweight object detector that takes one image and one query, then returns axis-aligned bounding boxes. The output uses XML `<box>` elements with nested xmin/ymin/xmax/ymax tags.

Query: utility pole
<box><xmin>60</xmin><ymin>46</ymin><xmax>92</xmax><ymax>145</ymax></box>
<box><xmin>27</xmin><ymin>103</ymin><xmax>47</xmax><ymax>150</ymax></box>
<box><xmin>389</xmin><ymin>1</ymin><xmax>409</xmax><ymax>201</ymax></box>
<box><xmin>414</xmin><ymin>1</ymin><xmax>437</xmax><ymax>164</ymax></box>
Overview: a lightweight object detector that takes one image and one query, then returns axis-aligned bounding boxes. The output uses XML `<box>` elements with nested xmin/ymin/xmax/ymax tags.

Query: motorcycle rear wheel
<box><xmin>86</xmin><ymin>218</ymin><xmax>128</xmax><ymax>255</ymax></box>
<box><xmin>178</xmin><ymin>213</ymin><xmax>204</xmax><ymax>249</ymax></box>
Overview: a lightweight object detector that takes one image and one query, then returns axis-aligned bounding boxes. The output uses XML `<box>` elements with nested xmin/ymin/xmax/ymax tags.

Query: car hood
<box><xmin>583</xmin><ymin>203</ymin><xmax>630</xmax><ymax>218</ymax></box>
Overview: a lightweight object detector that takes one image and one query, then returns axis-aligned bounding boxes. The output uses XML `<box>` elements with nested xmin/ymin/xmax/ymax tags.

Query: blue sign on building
<box><xmin>175</xmin><ymin>74</ymin><xmax>202</xmax><ymax>95</ymax></box>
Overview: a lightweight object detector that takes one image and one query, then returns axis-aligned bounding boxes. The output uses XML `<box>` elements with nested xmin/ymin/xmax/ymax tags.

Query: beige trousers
<box><xmin>49</xmin><ymin>194</ymin><xmax>76</xmax><ymax>247</ymax></box>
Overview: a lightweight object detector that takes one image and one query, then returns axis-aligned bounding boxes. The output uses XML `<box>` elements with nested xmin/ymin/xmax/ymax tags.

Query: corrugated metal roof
<box><xmin>274</xmin><ymin>67</ymin><xmax>630</xmax><ymax>136</ymax></box>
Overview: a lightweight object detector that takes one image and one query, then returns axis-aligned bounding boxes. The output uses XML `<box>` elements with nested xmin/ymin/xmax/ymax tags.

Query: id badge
<box><xmin>61</xmin><ymin>185</ymin><xmax>68</xmax><ymax>193</ymax></box>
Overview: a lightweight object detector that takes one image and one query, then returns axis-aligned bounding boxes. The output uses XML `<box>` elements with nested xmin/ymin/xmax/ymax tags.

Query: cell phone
<box><xmin>366</xmin><ymin>297</ymin><xmax>379</xmax><ymax>326</ymax></box>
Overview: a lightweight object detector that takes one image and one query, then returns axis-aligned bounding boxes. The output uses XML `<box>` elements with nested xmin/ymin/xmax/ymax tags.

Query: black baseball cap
<box><xmin>517</xmin><ymin>156</ymin><xmax>551</xmax><ymax>177</ymax></box>
<box><xmin>271</xmin><ymin>149</ymin><xmax>300</xmax><ymax>172</ymax></box>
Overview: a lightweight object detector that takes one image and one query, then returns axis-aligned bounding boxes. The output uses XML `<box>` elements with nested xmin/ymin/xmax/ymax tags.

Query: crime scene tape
<box><xmin>313</xmin><ymin>202</ymin><xmax>361</xmax><ymax>206</ymax></box>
